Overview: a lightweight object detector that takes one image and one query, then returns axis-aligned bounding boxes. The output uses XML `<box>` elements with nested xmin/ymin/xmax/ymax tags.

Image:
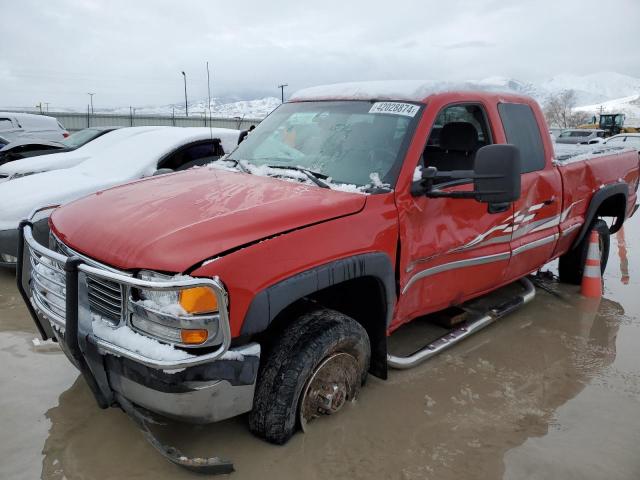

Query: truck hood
<box><xmin>51</xmin><ymin>168</ymin><xmax>367</xmax><ymax>272</ymax></box>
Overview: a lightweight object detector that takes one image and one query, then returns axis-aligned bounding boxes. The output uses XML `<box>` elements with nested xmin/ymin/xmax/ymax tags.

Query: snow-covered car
<box><xmin>604</xmin><ymin>133</ymin><xmax>640</xmax><ymax>149</ymax></box>
<box><xmin>0</xmin><ymin>112</ymin><xmax>69</xmax><ymax>142</ymax></box>
<box><xmin>0</xmin><ymin>126</ymin><xmax>165</xmax><ymax>182</ymax></box>
<box><xmin>0</xmin><ymin>126</ymin><xmax>121</xmax><ymax>167</ymax></box>
<box><xmin>0</xmin><ymin>126</ymin><xmax>240</xmax><ymax>266</ymax></box>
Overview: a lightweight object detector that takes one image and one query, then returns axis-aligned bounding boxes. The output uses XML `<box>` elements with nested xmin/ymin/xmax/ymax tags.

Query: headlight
<box><xmin>137</xmin><ymin>271</ymin><xmax>218</xmax><ymax>315</ymax></box>
<box><xmin>130</xmin><ymin>271</ymin><xmax>221</xmax><ymax>347</ymax></box>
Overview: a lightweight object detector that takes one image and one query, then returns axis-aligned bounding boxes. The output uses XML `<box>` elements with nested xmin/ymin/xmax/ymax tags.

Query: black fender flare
<box><xmin>572</xmin><ymin>182</ymin><xmax>628</xmax><ymax>249</ymax></box>
<box><xmin>241</xmin><ymin>252</ymin><xmax>396</xmax><ymax>336</ymax></box>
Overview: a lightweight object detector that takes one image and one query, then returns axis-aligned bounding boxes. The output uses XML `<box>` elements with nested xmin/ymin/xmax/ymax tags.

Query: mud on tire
<box><xmin>248</xmin><ymin>308</ymin><xmax>371</xmax><ymax>445</ymax></box>
<box><xmin>558</xmin><ymin>219</ymin><xmax>610</xmax><ymax>285</ymax></box>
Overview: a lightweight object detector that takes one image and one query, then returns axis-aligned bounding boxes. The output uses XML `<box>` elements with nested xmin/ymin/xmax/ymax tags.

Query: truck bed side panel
<box><xmin>554</xmin><ymin>149</ymin><xmax>639</xmax><ymax>257</ymax></box>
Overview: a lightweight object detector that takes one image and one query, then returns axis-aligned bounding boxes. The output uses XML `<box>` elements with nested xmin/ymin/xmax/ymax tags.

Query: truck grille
<box><xmin>86</xmin><ymin>276</ymin><xmax>123</xmax><ymax>323</ymax></box>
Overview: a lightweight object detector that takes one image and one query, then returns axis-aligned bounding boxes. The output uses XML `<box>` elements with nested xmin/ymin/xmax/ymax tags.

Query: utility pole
<box><xmin>36</xmin><ymin>102</ymin><xmax>43</xmax><ymax>114</ymax></box>
<box><xmin>129</xmin><ymin>106</ymin><xmax>134</xmax><ymax>126</ymax></box>
<box><xmin>44</xmin><ymin>102</ymin><xmax>50</xmax><ymax>113</ymax></box>
<box><xmin>181</xmin><ymin>71</ymin><xmax>188</xmax><ymax>116</ymax></box>
<box><xmin>87</xmin><ymin>93</ymin><xmax>95</xmax><ymax>114</ymax></box>
<box><xmin>278</xmin><ymin>83</ymin><xmax>288</xmax><ymax>103</ymax></box>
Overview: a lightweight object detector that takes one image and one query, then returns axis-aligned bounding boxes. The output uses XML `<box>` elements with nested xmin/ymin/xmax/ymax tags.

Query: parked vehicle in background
<box><xmin>556</xmin><ymin>128</ymin><xmax>605</xmax><ymax>144</ymax></box>
<box><xmin>16</xmin><ymin>82</ymin><xmax>639</xmax><ymax>471</ymax></box>
<box><xmin>0</xmin><ymin>126</ymin><xmax>240</xmax><ymax>266</ymax></box>
<box><xmin>0</xmin><ymin>126</ymin><xmax>121</xmax><ymax>166</ymax></box>
<box><xmin>0</xmin><ymin>126</ymin><xmax>166</xmax><ymax>181</ymax></box>
<box><xmin>604</xmin><ymin>133</ymin><xmax>640</xmax><ymax>149</ymax></box>
<box><xmin>0</xmin><ymin>112</ymin><xmax>68</xmax><ymax>142</ymax></box>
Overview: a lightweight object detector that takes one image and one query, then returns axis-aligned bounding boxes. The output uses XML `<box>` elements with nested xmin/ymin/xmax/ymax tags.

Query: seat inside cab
<box><xmin>422</xmin><ymin>104</ymin><xmax>492</xmax><ymax>184</ymax></box>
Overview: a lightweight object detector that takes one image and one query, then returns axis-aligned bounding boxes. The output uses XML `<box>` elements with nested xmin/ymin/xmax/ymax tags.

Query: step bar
<box><xmin>387</xmin><ymin>277</ymin><xmax>536</xmax><ymax>369</ymax></box>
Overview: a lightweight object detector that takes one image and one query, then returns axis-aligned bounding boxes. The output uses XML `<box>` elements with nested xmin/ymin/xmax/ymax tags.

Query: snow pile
<box><xmin>413</xmin><ymin>165</ymin><xmax>423</xmax><ymax>181</ymax></box>
<box><xmin>92</xmin><ymin>315</ymin><xmax>195</xmax><ymax>362</ymax></box>
<box><xmin>210</xmin><ymin>160</ymin><xmax>385</xmax><ymax>194</ymax></box>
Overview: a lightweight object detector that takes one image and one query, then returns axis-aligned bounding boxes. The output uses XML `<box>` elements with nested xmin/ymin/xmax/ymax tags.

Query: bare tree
<box><xmin>544</xmin><ymin>90</ymin><xmax>592</xmax><ymax>128</ymax></box>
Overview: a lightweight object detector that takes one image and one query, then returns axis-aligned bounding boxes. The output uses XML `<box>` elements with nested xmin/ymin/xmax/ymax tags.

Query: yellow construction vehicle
<box><xmin>578</xmin><ymin>113</ymin><xmax>639</xmax><ymax>137</ymax></box>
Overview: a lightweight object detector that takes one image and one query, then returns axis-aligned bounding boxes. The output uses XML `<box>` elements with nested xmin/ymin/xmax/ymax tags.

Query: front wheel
<box><xmin>558</xmin><ymin>219</ymin><xmax>610</xmax><ymax>285</ymax></box>
<box><xmin>249</xmin><ymin>309</ymin><xmax>370</xmax><ymax>445</ymax></box>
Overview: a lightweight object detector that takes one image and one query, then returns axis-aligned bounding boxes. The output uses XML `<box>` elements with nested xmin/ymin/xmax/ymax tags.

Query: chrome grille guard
<box><xmin>17</xmin><ymin>222</ymin><xmax>232</xmax><ymax>373</ymax></box>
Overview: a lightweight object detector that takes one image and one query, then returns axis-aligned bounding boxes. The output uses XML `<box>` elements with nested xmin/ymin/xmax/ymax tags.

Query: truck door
<box><xmin>395</xmin><ymin>102</ymin><xmax>512</xmax><ymax>328</ymax></box>
<box><xmin>498</xmin><ymin>102</ymin><xmax>562</xmax><ymax>280</ymax></box>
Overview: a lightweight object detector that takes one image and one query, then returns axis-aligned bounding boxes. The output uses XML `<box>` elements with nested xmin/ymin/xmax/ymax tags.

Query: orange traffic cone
<box><xmin>581</xmin><ymin>230</ymin><xmax>603</xmax><ymax>298</ymax></box>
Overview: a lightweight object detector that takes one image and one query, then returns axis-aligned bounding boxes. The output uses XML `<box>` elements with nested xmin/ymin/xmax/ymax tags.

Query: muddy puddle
<box><xmin>1</xmin><ymin>216</ymin><xmax>639</xmax><ymax>479</ymax></box>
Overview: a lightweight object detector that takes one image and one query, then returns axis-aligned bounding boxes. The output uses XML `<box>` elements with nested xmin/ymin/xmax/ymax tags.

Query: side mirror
<box><xmin>411</xmin><ymin>144</ymin><xmax>521</xmax><ymax>206</ymax></box>
<box><xmin>473</xmin><ymin>144</ymin><xmax>521</xmax><ymax>204</ymax></box>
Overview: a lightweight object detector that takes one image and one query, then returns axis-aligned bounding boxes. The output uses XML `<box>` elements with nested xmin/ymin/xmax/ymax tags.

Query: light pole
<box><xmin>278</xmin><ymin>83</ymin><xmax>288</xmax><ymax>103</ymax></box>
<box><xmin>87</xmin><ymin>93</ymin><xmax>95</xmax><ymax>114</ymax></box>
<box><xmin>181</xmin><ymin>71</ymin><xmax>188</xmax><ymax>117</ymax></box>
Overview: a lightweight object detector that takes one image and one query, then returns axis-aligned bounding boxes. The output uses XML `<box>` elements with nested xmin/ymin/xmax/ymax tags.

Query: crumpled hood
<box><xmin>51</xmin><ymin>168</ymin><xmax>367</xmax><ymax>272</ymax></box>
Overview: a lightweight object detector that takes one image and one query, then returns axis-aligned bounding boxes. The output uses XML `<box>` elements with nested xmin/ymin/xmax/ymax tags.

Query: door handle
<box><xmin>543</xmin><ymin>197</ymin><xmax>556</xmax><ymax>206</ymax></box>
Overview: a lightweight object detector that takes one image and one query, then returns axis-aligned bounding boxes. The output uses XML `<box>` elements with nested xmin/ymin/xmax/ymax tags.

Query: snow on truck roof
<box><xmin>291</xmin><ymin>80</ymin><xmax>534</xmax><ymax>102</ymax></box>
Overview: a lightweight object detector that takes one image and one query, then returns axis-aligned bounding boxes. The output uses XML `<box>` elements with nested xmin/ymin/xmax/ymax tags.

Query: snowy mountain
<box><xmin>540</xmin><ymin>72</ymin><xmax>640</xmax><ymax>106</ymax></box>
<box><xmin>574</xmin><ymin>94</ymin><xmax>640</xmax><ymax>126</ymax></box>
<box><xmin>101</xmin><ymin>96</ymin><xmax>282</xmax><ymax>119</ymax></box>
<box><xmin>4</xmin><ymin>72</ymin><xmax>639</xmax><ymax>121</ymax></box>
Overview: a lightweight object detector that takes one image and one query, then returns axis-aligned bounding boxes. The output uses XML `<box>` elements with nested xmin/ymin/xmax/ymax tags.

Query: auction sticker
<box><xmin>369</xmin><ymin>102</ymin><xmax>420</xmax><ymax>117</ymax></box>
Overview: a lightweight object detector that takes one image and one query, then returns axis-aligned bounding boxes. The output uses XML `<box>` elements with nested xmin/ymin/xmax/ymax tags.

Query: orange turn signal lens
<box><xmin>180</xmin><ymin>329</ymin><xmax>209</xmax><ymax>345</ymax></box>
<box><xmin>179</xmin><ymin>287</ymin><xmax>218</xmax><ymax>314</ymax></box>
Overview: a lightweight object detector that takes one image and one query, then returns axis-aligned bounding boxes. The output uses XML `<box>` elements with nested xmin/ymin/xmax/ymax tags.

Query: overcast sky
<box><xmin>2</xmin><ymin>0</ymin><xmax>639</xmax><ymax>109</ymax></box>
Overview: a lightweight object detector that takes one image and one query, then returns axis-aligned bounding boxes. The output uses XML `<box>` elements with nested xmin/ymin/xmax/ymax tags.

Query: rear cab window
<box><xmin>498</xmin><ymin>103</ymin><xmax>545</xmax><ymax>173</ymax></box>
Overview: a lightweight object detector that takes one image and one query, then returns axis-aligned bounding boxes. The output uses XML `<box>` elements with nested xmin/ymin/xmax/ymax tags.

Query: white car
<box><xmin>0</xmin><ymin>126</ymin><xmax>165</xmax><ymax>182</ymax></box>
<box><xmin>0</xmin><ymin>126</ymin><xmax>240</xmax><ymax>266</ymax></box>
<box><xmin>603</xmin><ymin>133</ymin><xmax>640</xmax><ymax>149</ymax></box>
<box><xmin>0</xmin><ymin>112</ymin><xmax>69</xmax><ymax>142</ymax></box>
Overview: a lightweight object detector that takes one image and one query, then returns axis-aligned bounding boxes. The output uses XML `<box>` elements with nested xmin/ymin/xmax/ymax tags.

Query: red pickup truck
<box><xmin>17</xmin><ymin>82</ymin><xmax>639</xmax><ymax>472</ymax></box>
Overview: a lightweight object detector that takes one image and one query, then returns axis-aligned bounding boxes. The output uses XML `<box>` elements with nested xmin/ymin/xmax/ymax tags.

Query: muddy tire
<box><xmin>248</xmin><ymin>309</ymin><xmax>370</xmax><ymax>445</ymax></box>
<box><xmin>558</xmin><ymin>219</ymin><xmax>610</xmax><ymax>285</ymax></box>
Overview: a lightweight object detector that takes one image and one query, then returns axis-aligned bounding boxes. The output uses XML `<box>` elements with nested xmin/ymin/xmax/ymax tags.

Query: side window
<box><xmin>159</xmin><ymin>140</ymin><xmax>224</xmax><ymax>171</ymax></box>
<box><xmin>498</xmin><ymin>103</ymin><xmax>545</xmax><ymax>173</ymax></box>
<box><xmin>0</xmin><ymin>118</ymin><xmax>14</xmax><ymax>131</ymax></box>
<box><xmin>423</xmin><ymin>103</ymin><xmax>492</xmax><ymax>184</ymax></box>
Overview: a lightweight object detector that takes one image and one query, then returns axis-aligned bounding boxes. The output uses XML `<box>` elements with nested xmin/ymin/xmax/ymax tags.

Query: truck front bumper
<box><xmin>17</xmin><ymin>222</ymin><xmax>259</xmax><ymax>424</ymax></box>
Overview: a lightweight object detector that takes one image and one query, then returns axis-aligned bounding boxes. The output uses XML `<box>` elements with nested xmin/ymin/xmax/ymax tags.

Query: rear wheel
<box><xmin>249</xmin><ymin>309</ymin><xmax>370</xmax><ymax>445</ymax></box>
<box><xmin>558</xmin><ymin>219</ymin><xmax>610</xmax><ymax>284</ymax></box>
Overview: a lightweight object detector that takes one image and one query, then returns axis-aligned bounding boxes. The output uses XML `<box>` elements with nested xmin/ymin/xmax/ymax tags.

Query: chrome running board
<box><xmin>387</xmin><ymin>277</ymin><xmax>536</xmax><ymax>369</ymax></box>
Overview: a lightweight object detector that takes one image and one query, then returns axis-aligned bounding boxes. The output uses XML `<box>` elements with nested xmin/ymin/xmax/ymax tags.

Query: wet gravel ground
<box><xmin>0</xmin><ymin>214</ymin><xmax>638</xmax><ymax>480</ymax></box>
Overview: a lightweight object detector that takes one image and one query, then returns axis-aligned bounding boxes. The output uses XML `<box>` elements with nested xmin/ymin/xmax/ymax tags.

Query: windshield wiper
<box><xmin>266</xmin><ymin>165</ymin><xmax>331</xmax><ymax>189</ymax></box>
<box><xmin>225</xmin><ymin>158</ymin><xmax>250</xmax><ymax>174</ymax></box>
